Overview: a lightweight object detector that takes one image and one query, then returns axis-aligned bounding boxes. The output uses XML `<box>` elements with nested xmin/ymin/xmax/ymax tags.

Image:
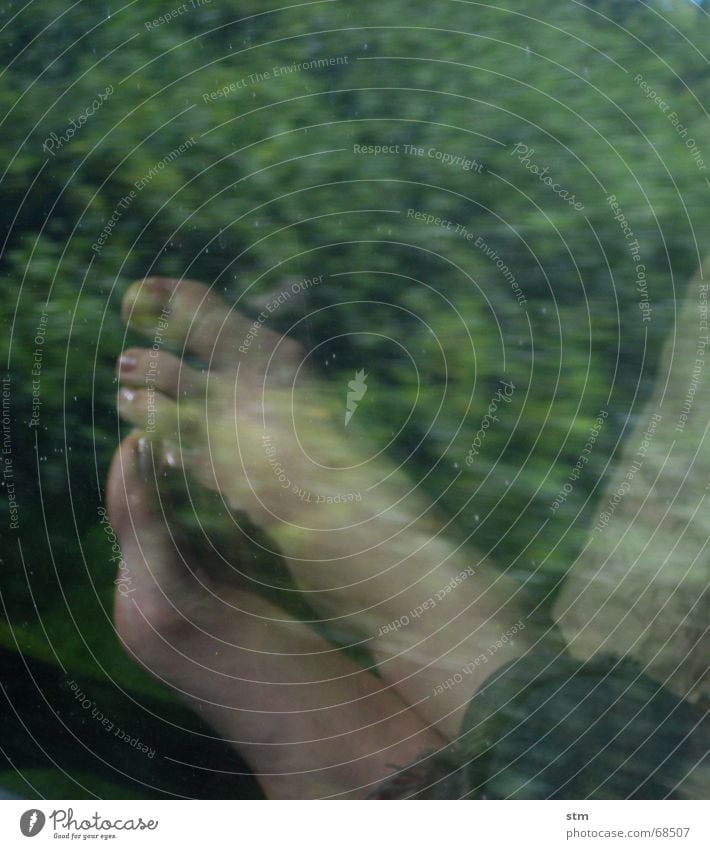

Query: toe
<box><xmin>122</xmin><ymin>276</ymin><xmax>249</xmax><ymax>366</ymax></box>
<box><xmin>118</xmin><ymin>347</ymin><xmax>204</xmax><ymax>398</ymax></box>
<box><xmin>116</xmin><ymin>386</ymin><xmax>202</xmax><ymax>449</ymax></box>
<box><xmin>121</xmin><ymin>276</ymin><xmax>304</xmax><ymax>375</ymax></box>
<box><xmin>117</xmin><ymin>385</ymin><xmax>177</xmax><ymax>436</ymax></box>
<box><xmin>106</xmin><ymin>432</ymin><xmax>196</xmax><ymax>640</ymax></box>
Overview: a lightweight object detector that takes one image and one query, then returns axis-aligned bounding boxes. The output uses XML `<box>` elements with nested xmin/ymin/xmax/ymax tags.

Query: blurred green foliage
<box><xmin>1</xmin><ymin>0</ymin><xmax>709</xmax><ymax>796</ymax></box>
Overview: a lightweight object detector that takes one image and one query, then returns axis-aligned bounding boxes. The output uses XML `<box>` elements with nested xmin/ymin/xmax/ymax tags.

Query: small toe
<box><xmin>117</xmin><ymin>385</ymin><xmax>178</xmax><ymax>436</ymax></box>
<box><xmin>118</xmin><ymin>347</ymin><xmax>204</xmax><ymax>398</ymax></box>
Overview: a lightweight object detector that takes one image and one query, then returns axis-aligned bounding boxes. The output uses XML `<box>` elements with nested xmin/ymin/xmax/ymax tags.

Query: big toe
<box><xmin>106</xmin><ymin>430</ymin><xmax>200</xmax><ymax>645</ymax></box>
<box><xmin>121</xmin><ymin>276</ymin><xmax>304</xmax><ymax>376</ymax></box>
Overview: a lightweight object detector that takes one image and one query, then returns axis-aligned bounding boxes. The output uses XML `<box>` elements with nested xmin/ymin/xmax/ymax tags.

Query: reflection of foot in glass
<box><xmin>106</xmin><ymin>430</ymin><xmax>444</xmax><ymax>799</ymax></box>
<box><xmin>554</xmin><ymin>261</ymin><xmax>710</xmax><ymax>706</ymax></box>
<box><xmin>114</xmin><ymin>276</ymin><xmax>546</xmax><ymax>741</ymax></box>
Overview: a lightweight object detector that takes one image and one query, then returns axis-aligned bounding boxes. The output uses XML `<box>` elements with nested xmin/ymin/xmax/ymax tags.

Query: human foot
<box><xmin>106</xmin><ymin>430</ymin><xmax>445</xmax><ymax>798</ymax></box>
<box><xmin>116</xmin><ymin>276</ymin><xmax>548</xmax><ymax>738</ymax></box>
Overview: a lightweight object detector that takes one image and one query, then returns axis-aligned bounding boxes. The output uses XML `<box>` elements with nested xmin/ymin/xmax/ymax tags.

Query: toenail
<box><xmin>140</xmin><ymin>288</ymin><xmax>167</xmax><ymax>313</ymax></box>
<box><xmin>145</xmin><ymin>277</ymin><xmax>175</xmax><ymax>297</ymax></box>
<box><xmin>126</xmin><ymin>280</ymin><xmax>172</xmax><ymax>326</ymax></box>
<box><xmin>136</xmin><ymin>436</ymin><xmax>151</xmax><ymax>477</ymax></box>
<box><xmin>163</xmin><ymin>447</ymin><xmax>180</xmax><ymax>468</ymax></box>
<box><xmin>119</xmin><ymin>353</ymin><xmax>138</xmax><ymax>372</ymax></box>
<box><xmin>142</xmin><ymin>278</ymin><xmax>175</xmax><ymax>312</ymax></box>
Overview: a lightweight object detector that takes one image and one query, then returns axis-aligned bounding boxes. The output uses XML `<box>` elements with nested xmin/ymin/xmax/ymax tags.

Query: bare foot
<box><xmin>106</xmin><ymin>430</ymin><xmax>444</xmax><ymax>798</ymax></box>
<box><xmin>116</xmin><ymin>276</ymin><xmax>546</xmax><ymax>739</ymax></box>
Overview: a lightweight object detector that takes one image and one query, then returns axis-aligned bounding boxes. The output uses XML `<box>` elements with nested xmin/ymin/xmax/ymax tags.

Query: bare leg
<box><xmin>554</xmin><ymin>261</ymin><xmax>710</xmax><ymax>705</ymax></box>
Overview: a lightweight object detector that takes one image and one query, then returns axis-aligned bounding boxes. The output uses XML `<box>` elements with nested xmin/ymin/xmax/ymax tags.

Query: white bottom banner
<box><xmin>1</xmin><ymin>800</ymin><xmax>708</xmax><ymax>849</ymax></box>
